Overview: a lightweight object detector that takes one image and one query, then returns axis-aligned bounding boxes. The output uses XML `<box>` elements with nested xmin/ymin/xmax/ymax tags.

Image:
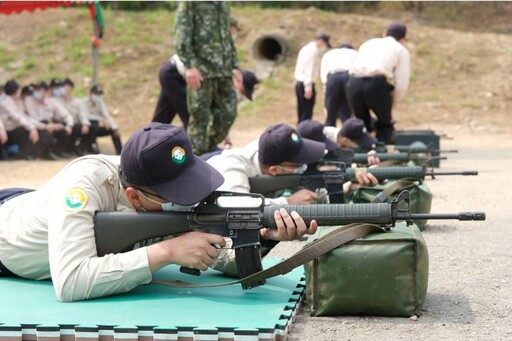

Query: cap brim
<box><xmin>244</xmin><ymin>87</ymin><xmax>254</xmax><ymax>101</ymax></box>
<box><xmin>355</xmin><ymin>134</ymin><xmax>378</xmax><ymax>150</ymax></box>
<box><xmin>148</xmin><ymin>155</ymin><xmax>225</xmax><ymax>205</ymax></box>
<box><xmin>288</xmin><ymin>138</ymin><xmax>326</xmax><ymax>164</ymax></box>
<box><xmin>323</xmin><ymin>137</ymin><xmax>340</xmax><ymax>151</ymax></box>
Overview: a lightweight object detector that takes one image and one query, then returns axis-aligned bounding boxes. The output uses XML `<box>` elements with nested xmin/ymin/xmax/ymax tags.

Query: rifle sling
<box><xmin>151</xmin><ymin>223</ymin><xmax>384</xmax><ymax>289</ymax></box>
<box><xmin>370</xmin><ymin>177</ymin><xmax>418</xmax><ymax>203</ymax></box>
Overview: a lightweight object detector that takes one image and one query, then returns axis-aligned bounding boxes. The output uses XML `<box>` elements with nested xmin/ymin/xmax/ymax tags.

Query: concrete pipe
<box><xmin>252</xmin><ymin>33</ymin><xmax>288</xmax><ymax>63</ymax></box>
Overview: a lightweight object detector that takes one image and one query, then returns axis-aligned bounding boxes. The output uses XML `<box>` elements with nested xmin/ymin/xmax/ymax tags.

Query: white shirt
<box><xmin>207</xmin><ymin>139</ymin><xmax>289</xmax><ymax>205</ymax></box>
<box><xmin>0</xmin><ymin>155</ymin><xmax>152</xmax><ymax>301</ymax></box>
<box><xmin>320</xmin><ymin>48</ymin><xmax>358</xmax><ymax>84</ymax></box>
<box><xmin>294</xmin><ymin>41</ymin><xmax>321</xmax><ymax>92</ymax></box>
<box><xmin>349</xmin><ymin>36</ymin><xmax>410</xmax><ymax>103</ymax></box>
<box><xmin>82</xmin><ymin>97</ymin><xmax>118</xmax><ymax>130</ymax></box>
<box><xmin>0</xmin><ymin>95</ymin><xmax>37</xmax><ymax>131</ymax></box>
<box><xmin>170</xmin><ymin>54</ymin><xmax>186</xmax><ymax>78</ymax></box>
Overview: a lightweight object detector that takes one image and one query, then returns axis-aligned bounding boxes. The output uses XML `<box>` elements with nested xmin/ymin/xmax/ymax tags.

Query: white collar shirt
<box><xmin>294</xmin><ymin>41</ymin><xmax>321</xmax><ymax>92</ymax></box>
<box><xmin>349</xmin><ymin>36</ymin><xmax>411</xmax><ymax>103</ymax></box>
<box><xmin>320</xmin><ymin>48</ymin><xmax>358</xmax><ymax>84</ymax></box>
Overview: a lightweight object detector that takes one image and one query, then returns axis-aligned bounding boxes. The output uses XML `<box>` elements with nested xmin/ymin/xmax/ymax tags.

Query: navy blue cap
<box><xmin>315</xmin><ymin>33</ymin><xmax>332</xmax><ymax>48</ymax></box>
<box><xmin>297</xmin><ymin>119</ymin><xmax>340</xmax><ymax>152</ymax></box>
<box><xmin>120</xmin><ymin>123</ymin><xmax>225</xmax><ymax>205</ymax></box>
<box><xmin>90</xmin><ymin>85</ymin><xmax>104</xmax><ymax>95</ymax></box>
<box><xmin>386</xmin><ymin>22</ymin><xmax>407</xmax><ymax>40</ymax></box>
<box><xmin>340</xmin><ymin>118</ymin><xmax>377</xmax><ymax>150</ymax></box>
<box><xmin>242</xmin><ymin>70</ymin><xmax>259</xmax><ymax>101</ymax></box>
<box><xmin>258</xmin><ymin>123</ymin><xmax>326</xmax><ymax>166</ymax></box>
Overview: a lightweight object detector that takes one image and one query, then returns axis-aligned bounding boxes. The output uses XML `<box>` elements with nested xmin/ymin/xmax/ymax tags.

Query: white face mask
<box><xmin>137</xmin><ymin>190</ymin><xmax>198</xmax><ymax>212</ymax></box>
<box><xmin>33</xmin><ymin>91</ymin><xmax>42</xmax><ymax>100</ymax></box>
<box><xmin>91</xmin><ymin>94</ymin><xmax>101</xmax><ymax>103</ymax></box>
<box><xmin>0</xmin><ymin>93</ymin><xmax>5</xmax><ymax>101</ymax></box>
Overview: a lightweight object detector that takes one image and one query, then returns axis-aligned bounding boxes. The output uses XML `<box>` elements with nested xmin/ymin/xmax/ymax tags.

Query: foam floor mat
<box><xmin>0</xmin><ymin>259</ymin><xmax>305</xmax><ymax>341</ymax></box>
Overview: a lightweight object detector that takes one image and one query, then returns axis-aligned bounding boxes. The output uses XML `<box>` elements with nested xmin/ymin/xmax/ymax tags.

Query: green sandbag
<box><xmin>304</xmin><ymin>222</ymin><xmax>429</xmax><ymax>317</ymax></box>
<box><xmin>351</xmin><ymin>178</ymin><xmax>433</xmax><ymax>229</ymax></box>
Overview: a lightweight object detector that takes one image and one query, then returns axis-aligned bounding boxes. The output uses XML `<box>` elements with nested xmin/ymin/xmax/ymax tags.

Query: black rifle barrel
<box><xmin>426</xmin><ymin>170</ymin><xmax>478</xmax><ymax>176</ymax></box>
<box><xmin>262</xmin><ymin>203</ymin><xmax>485</xmax><ymax>228</ymax></box>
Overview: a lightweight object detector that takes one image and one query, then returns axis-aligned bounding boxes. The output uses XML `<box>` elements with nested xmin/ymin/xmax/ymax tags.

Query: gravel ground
<box><xmin>0</xmin><ymin>135</ymin><xmax>510</xmax><ymax>341</ymax></box>
<box><xmin>268</xmin><ymin>143</ymin><xmax>512</xmax><ymax>341</ymax></box>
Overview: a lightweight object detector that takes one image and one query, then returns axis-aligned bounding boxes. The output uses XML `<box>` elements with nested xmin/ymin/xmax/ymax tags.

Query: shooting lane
<box><xmin>0</xmin><ymin>260</ymin><xmax>304</xmax><ymax>341</ymax></box>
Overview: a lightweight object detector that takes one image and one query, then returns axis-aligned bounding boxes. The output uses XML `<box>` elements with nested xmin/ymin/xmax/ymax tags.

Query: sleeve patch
<box><xmin>64</xmin><ymin>188</ymin><xmax>89</xmax><ymax>212</ymax></box>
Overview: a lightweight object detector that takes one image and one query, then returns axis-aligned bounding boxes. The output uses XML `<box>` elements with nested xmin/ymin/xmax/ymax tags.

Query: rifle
<box><xmin>94</xmin><ymin>190</ymin><xmax>485</xmax><ymax>290</ymax></box>
<box><xmin>372</xmin><ymin>142</ymin><xmax>458</xmax><ymax>154</ymax></box>
<box><xmin>324</xmin><ymin>148</ymin><xmax>446</xmax><ymax>166</ymax></box>
<box><xmin>248</xmin><ymin>163</ymin><xmax>478</xmax><ymax>200</ymax></box>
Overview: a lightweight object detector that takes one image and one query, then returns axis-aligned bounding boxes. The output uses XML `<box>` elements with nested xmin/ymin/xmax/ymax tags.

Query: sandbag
<box><xmin>351</xmin><ymin>178</ymin><xmax>432</xmax><ymax>229</ymax></box>
<box><xmin>304</xmin><ymin>222</ymin><xmax>429</xmax><ymax>317</ymax></box>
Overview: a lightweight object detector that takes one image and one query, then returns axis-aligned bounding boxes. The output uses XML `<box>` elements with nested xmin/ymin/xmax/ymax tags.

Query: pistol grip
<box><xmin>180</xmin><ymin>266</ymin><xmax>201</xmax><ymax>276</ymax></box>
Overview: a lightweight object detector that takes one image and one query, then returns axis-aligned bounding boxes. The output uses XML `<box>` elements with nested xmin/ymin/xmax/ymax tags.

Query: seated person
<box><xmin>82</xmin><ymin>85</ymin><xmax>122</xmax><ymax>155</ymax></box>
<box><xmin>0</xmin><ymin>80</ymin><xmax>53</xmax><ymax>160</ymax></box>
<box><xmin>24</xmin><ymin>81</ymin><xmax>74</xmax><ymax>159</ymax></box>
<box><xmin>0</xmin><ymin>123</ymin><xmax>317</xmax><ymax>302</ymax></box>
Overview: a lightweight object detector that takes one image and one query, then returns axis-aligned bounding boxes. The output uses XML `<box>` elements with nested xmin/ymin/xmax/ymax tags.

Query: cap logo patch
<box><xmin>171</xmin><ymin>146</ymin><xmax>186</xmax><ymax>164</ymax></box>
<box><xmin>362</xmin><ymin>127</ymin><xmax>367</xmax><ymax>133</ymax></box>
<box><xmin>64</xmin><ymin>188</ymin><xmax>88</xmax><ymax>211</ymax></box>
<box><xmin>291</xmin><ymin>133</ymin><xmax>301</xmax><ymax>143</ymax></box>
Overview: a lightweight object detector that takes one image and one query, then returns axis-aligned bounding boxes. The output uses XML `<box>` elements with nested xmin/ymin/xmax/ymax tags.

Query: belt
<box><xmin>328</xmin><ymin>69</ymin><xmax>348</xmax><ymax>75</ymax></box>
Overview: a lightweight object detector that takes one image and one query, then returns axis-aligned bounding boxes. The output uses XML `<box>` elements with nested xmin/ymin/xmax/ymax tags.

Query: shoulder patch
<box><xmin>64</xmin><ymin>188</ymin><xmax>89</xmax><ymax>212</ymax></box>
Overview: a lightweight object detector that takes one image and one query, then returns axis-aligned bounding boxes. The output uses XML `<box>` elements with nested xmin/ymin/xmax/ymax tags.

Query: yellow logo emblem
<box><xmin>64</xmin><ymin>188</ymin><xmax>88</xmax><ymax>211</ymax></box>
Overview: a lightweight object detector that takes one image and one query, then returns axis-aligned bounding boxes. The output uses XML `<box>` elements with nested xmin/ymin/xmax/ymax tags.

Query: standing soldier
<box><xmin>294</xmin><ymin>34</ymin><xmax>332</xmax><ymax>124</ymax></box>
<box><xmin>346</xmin><ymin>22</ymin><xmax>410</xmax><ymax>144</ymax></box>
<box><xmin>174</xmin><ymin>1</ymin><xmax>241</xmax><ymax>155</ymax></box>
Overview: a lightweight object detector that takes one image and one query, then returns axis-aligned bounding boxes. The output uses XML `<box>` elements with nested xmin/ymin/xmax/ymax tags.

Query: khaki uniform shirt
<box><xmin>24</xmin><ymin>96</ymin><xmax>74</xmax><ymax>128</ymax></box>
<box><xmin>0</xmin><ymin>155</ymin><xmax>151</xmax><ymax>301</ymax></box>
<box><xmin>57</xmin><ymin>97</ymin><xmax>90</xmax><ymax>126</ymax></box>
<box><xmin>206</xmin><ymin>139</ymin><xmax>289</xmax><ymax>205</ymax></box>
<box><xmin>0</xmin><ymin>96</ymin><xmax>37</xmax><ymax>131</ymax></box>
<box><xmin>82</xmin><ymin>97</ymin><xmax>118</xmax><ymax>130</ymax></box>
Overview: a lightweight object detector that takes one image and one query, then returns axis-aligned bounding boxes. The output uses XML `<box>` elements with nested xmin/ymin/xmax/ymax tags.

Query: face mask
<box><xmin>292</xmin><ymin>164</ymin><xmax>308</xmax><ymax>174</ymax></box>
<box><xmin>0</xmin><ymin>93</ymin><xmax>5</xmax><ymax>101</ymax></box>
<box><xmin>277</xmin><ymin>164</ymin><xmax>308</xmax><ymax>175</ymax></box>
<box><xmin>91</xmin><ymin>94</ymin><xmax>101</xmax><ymax>103</ymax></box>
<box><xmin>33</xmin><ymin>91</ymin><xmax>42</xmax><ymax>100</ymax></box>
<box><xmin>137</xmin><ymin>190</ymin><xmax>197</xmax><ymax>212</ymax></box>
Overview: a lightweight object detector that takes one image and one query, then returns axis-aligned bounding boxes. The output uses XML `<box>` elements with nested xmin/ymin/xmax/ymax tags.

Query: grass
<box><xmin>0</xmin><ymin>4</ymin><xmax>511</xmax><ymax>141</ymax></box>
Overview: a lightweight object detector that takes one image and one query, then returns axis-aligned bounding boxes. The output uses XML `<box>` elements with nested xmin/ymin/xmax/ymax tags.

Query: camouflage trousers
<box><xmin>187</xmin><ymin>77</ymin><xmax>237</xmax><ymax>155</ymax></box>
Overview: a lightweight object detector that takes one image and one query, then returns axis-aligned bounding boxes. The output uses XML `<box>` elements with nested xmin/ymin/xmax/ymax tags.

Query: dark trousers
<box><xmin>152</xmin><ymin>59</ymin><xmax>189</xmax><ymax>129</ymax></box>
<box><xmin>0</xmin><ymin>187</ymin><xmax>34</xmax><ymax>277</ymax></box>
<box><xmin>346</xmin><ymin>76</ymin><xmax>395</xmax><ymax>144</ymax></box>
<box><xmin>295</xmin><ymin>81</ymin><xmax>316</xmax><ymax>123</ymax></box>
<box><xmin>324</xmin><ymin>71</ymin><xmax>352</xmax><ymax>126</ymax></box>
<box><xmin>7</xmin><ymin>127</ymin><xmax>53</xmax><ymax>159</ymax></box>
<box><xmin>81</xmin><ymin>120</ymin><xmax>123</xmax><ymax>155</ymax></box>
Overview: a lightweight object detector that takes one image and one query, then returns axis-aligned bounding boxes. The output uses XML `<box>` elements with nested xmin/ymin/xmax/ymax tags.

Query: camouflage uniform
<box><xmin>174</xmin><ymin>1</ymin><xmax>239</xmax><ymax>155</ymax></box>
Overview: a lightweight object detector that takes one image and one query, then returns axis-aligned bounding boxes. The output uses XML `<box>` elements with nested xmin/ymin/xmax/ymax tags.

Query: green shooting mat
<box><xmin>0</xmin><ymin>258</ymin><xmax>305</xmax><ymax>341</ymax></box>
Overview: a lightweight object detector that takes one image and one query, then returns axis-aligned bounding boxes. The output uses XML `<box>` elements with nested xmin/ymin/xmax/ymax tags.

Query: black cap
<box><xmin>258</xmin><ymin>123</ymin><xmax>326</xmax><ymax>166</ymax></box>
<box><xmin>315</xmin><ymin>33</ymin><xmax>332</xmax><ymax>48</ymax></box>
<box><xmin>386</xmin><ymin>22</ymin><xmax>407</xmax><ymax>40</ymax></box>
<box><xmin>120</xmin><ymin>123</ymin><xmax>225</xmax><ymax>205</ymax></box>
<box><xmin>4</xmin><ymin>80</ymin><xmax>19</xmax><ymax>96</ymax></box>
<box><xmin>50</xmin><ymin>78</ymin><xmax>63</xmax><ymax>88</ymax></box>
<box><xmin>242</xmin><ymin>70</ymin><xmax>259</xmax><ymax>101</ymax></box>
<box><xmin>33</xmin><ymin>81</ymin><xmax>49</xmax><ymax>90</ymax></box>
<box><xmin>338</xmin><ymin>43</ymin><xmax>354</xmax><ymax>50</ymax></box>
<box><xmin>63</xmin><ymin>78</ymin><xmax>75</xmax><ymax>87</ymax></box>
<box><xmin>90</xmin><ymin>85</ymin><xmax>104</xmax><ymax>95</ymax></box>
<box><xmin>340</xmin><ymin>118</ymin><xmax>377</xmax><ymax>150</ymax></box>
<box><xmin>21</xmin><ymin>85</ymin><xmax>34</xmax><ymax>96</ymax></box>
<box><xmin>297</xmin><ymin>119</ymin><xmax>340</xmax><ymax>152</ymax></box>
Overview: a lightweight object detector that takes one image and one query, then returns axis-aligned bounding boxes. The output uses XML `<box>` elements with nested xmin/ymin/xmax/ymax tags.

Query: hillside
<box><xmin>0</xmin><ymin>3</ymin><xmax>511</xmax><ymax>150</ymax></box>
